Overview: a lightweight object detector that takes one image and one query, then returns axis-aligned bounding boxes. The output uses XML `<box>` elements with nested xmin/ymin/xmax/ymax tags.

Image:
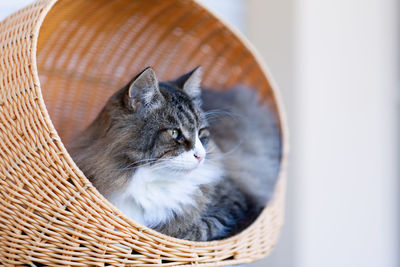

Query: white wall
<box><xmin>294</xmin><ymin>0</ymin><xmax>399</xmax><ymax>266</ymax></box>
<box><xmin>197</xmin><ymin>0</ymin><xmax>246</xmax><ymax>34</ymax></box>
<box><xmin>246</xmin><ymin>0</ymin><xmax>399</xmax><ymax>266</ymax></box>
<box><xmin>248</xmin><ymin>0</ymin><xmax>400</xmax><ymax>266</ymax></box>
<box><xmin>0</xmin><ymin>1</ymin><xmax>33</xmax><ymax>20</ymax></box>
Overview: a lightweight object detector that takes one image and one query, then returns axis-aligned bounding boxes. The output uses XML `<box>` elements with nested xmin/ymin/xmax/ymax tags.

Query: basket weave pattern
<box><xmin>0</xmin><ymin>0</ymin><xmax>287</xmax><ymax>265</ymax></box>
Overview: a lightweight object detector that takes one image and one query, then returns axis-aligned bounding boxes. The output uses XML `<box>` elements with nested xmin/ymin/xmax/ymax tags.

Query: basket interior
<box><xmin>36</xmin><ymin>0</ymin><xmax>279</xmax><ymax>144</ymax></box>
<box><xmin>0</xmin><ymin>0</ymin><xmax>285</xmax><ymax>264</ymax></box>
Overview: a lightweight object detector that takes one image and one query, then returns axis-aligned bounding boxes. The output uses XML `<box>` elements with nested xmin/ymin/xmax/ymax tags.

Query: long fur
<box><xmin>69</xmin><ymin>68</ymin><xmax>281</xmax><ymax>241</ymax></box>
<box><xmin>201</xmin><ymin>88</ymin><xmax>282</xmax><ymax>209</ymax></box>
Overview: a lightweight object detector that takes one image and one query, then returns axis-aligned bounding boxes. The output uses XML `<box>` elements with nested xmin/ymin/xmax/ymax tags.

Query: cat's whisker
<box><xmin>118</xmin><ymin>163</ymin><xmax>160</xmax><ymax>172</ymax></box>
<box><xmin>115</xmin><ymin>163</ymin><xmax>152</xmax><ymax>171</ymax></box>
<box><xmin>127</xmin><ymin>158</ymin><xmax>158</xmax><ymax>166</ymax></box>
<box><xmin>205</xmin><ymin>146</ymin><xmax>217</xmax><ymax>154</ymax></box>
<box><xmin>125</xmin><ymin>157</ymin><xmax>157</xmax><ymax>166</ymax></box>
<box><xmin>204</xmin><ymin>109</ymin><xmax>243</xmax><ymax>122</ymax></box>
<box><xmin>206</xmin><ymin>141</ymin><xmax>245</xmax><ymax>161</ymax></box>
<box><xmin>116</xmin><ymin>158</ymin><xmax>173</xmax><ymax>171</ymax></box>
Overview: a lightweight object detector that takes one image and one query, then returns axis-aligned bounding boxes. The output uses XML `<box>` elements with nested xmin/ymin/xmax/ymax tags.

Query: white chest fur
<box><xmin>109</xmin><ymin>161</ymin><xmax>223</xmax><ymax>227</ymax></box>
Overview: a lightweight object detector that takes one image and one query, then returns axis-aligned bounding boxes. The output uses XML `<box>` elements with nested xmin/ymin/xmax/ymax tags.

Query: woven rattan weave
<box><xmin>0</xmin><ymin>0</ymin><xmax>288</xmax><ymax>265</ymax></box>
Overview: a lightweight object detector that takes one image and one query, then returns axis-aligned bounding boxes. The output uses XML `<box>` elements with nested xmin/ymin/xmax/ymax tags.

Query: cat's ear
<box><xmin>174</xmin><ymin>66</ymin><xmax>202</xmax><ymax>100</ymax></box>
<box><xmin>127</xmin><ymin>67</ymin><xmax>163</xmax><ymax>111</ymax></box>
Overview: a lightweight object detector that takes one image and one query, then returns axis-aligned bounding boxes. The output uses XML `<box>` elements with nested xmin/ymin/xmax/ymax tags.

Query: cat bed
<box><xmin>0</xmin><ymin>0</ymin><xmax>287</xmax><ymax>265</ymax></box>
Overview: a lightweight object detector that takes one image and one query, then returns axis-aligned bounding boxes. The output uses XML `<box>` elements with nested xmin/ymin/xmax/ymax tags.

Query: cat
<box><xmin>69</xmin><ymin>67</ymin><xmax>281</xmax><ymax>241</ymax></box>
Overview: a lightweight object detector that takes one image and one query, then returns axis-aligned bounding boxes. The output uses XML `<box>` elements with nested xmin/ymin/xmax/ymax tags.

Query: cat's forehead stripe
<box><xmin>158</xmin><ymin>83</ymin><xmax>203</xmax><ymax>129</ymax></box>
<box><xmin>180</xmin><ymin>106</ymin><xmax>196</xmax><ymax>125</ymax></box>
<box><xmin>187</xmin><ymin>103</ymin><xmax>201</xmax><ymax>126</ymax></box>
<box><xmin>176</xmin><ymin>111</ymin><xmax>196</xmax><ymax>134</ymax></box>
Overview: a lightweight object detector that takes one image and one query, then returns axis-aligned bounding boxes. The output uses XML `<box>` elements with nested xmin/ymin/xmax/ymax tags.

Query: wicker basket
<box><xmin>0</xmin><ymin>0</ymin><xmax>288</xmax><ymax>266</ymax></box>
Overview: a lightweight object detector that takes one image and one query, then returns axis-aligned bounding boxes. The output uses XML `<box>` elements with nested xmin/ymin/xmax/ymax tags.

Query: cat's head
<box><xmin>103</xmin><ymin>67</ymin><xmax>211</xmax><ymax>173</ymax></box>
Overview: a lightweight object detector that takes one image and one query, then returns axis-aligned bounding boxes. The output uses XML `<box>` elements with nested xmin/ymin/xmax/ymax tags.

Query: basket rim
<box><xmin>30</xmin><ymin>0</ymin><xmax>289</xmax><ymax>249</ymax></box>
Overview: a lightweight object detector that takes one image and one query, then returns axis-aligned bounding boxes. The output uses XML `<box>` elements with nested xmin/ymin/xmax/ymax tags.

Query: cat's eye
<box><xmin>199</xmin><ymin>128</ymin><xmax>210</xmax><ymax>144</ymax></box>
<box><xmin>199</xmin><ymin>128</ymin><xmax>209</xmax><ymax>138</ymax></box>
<box><xmin>167</xmin><ymin>129</ymin><xmax>180</xmax><ymax>139</ymax></box>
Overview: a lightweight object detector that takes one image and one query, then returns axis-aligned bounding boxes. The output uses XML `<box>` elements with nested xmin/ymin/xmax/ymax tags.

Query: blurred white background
<box><xmin>189</xmin><ymin>1</ymin><xmax>399</xmax><ymax>266</ymax></box>
<box><xmin>1</xmin><ymin>1</ymin><xmax>399</xmax><ymax>266</ymax></box>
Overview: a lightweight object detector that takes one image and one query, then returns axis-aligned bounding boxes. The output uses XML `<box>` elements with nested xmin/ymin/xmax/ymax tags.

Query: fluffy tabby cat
<box><xmin>69</xmin><ymin>67</ymin><xmax>281</xmax><ymax>241</ymax></box>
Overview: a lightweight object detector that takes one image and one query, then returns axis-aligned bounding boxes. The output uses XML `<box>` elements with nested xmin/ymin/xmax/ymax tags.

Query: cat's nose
<box><xmin>194</xmin><ymin>151</ymin><xmax>205</xmax><ymax>162</ymax></box>
<box><xmin>193</xmin><ymin>136</ymin><xmax>206</xmax><ymax>162</ymax></box>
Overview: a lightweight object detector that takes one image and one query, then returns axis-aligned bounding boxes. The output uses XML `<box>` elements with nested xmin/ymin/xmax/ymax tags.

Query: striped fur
<box><xmin>69</xmin><ymin>67</ymin><xmax>281</xmax><ymax>241</ymax></box>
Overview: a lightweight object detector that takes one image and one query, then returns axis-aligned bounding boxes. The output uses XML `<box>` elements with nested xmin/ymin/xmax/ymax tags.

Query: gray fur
<box><xmin>69</xmin><ymin>67</ymin><xmax>281</xmax><ymax>241</ymax></box>
<box><xmin>201</xmin><ymin>88</ymin><xmax>282</xmax><ymax>209</ymax></box>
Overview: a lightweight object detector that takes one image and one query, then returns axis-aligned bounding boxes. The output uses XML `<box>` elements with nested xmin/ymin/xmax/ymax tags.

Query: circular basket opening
<box><xmin>0</xmin><ymin>0</ymin><xmax>287</xmax><ymax>265</ymax></box>
<box><xmin>37</xmin><ymin>0</ymin><xmax>281</xmax><ymax>144</ymax></box>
